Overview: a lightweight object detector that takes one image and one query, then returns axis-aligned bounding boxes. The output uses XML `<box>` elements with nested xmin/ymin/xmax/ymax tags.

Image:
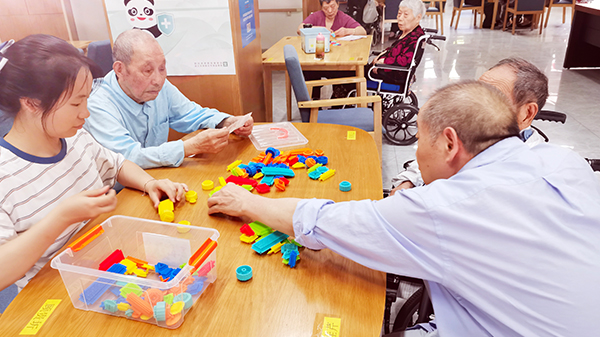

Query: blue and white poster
<box><xmin>238</xmin><ymin>0</ymin><xmax>255</xmax><ymax>48</ymax></box>
<box><xmin>104</xmin><ymin>0</ymin><xmax>236</xmax><ymax>75</ymax></box>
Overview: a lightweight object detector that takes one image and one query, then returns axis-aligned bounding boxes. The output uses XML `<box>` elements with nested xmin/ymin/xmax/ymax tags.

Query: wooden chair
<box><xmin>544</xmin><ymin>0</ymin><xmax>575</xmax><ymax>28</ymax></box>
<box><xmin>425</xmin><ymin>0</ymin><xmax>447</xmax><ymax>35</ymax></box>
<box><xmin>503</xmin><ymin>0</ymin><xmax>546</xmax><ymax>34</ymax></box>
<box><xmin>450</xmin><ymin>0</ymin><xmax>484</xmax><ymax>29</ymax></box>
<box><xmin>283</xmin><ymin>45</ymin><xmax>382</xmax><ymax>160</ymax></box>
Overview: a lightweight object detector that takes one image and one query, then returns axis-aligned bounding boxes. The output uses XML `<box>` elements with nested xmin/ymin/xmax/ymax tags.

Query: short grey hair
<box><xmin>400</xmin><ymin>0</ymin><xmax>426</xmax><ymax>19</ymax></box>
<box><xmin>490</xmin><ymin>57</ymin><xmax>549</xmax><ymax>110</ymax></box>
<box><xmin>112</xmin><ymin>29</ymin><xmax>157</xmax><ymax>65</ymax></box>
<box><xmin>420</xmin><ymin>80</ymin><xmax>520</xmax><ymax>155</ymax></box>
<box><xmin>319</xmin><ymin>0</ymin><xmax>338</xmax><ymax>5</ymax></box>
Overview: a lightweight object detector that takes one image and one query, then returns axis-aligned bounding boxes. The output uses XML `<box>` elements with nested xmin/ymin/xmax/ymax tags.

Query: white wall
<box><xmin>70</xmin><ymin>0</ymin><xmax>110</xmax><ymax>41</ymax></box>
<box><xmin>258</xmin><ymin>0</ymin><xmax>303</xmax><ymax>50</ymax></box>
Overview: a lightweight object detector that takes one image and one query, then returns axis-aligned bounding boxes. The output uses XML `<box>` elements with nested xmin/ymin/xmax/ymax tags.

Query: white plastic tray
<box><xmin>249</xmin><ymin>122</ymin><xmax>308</xmax><ymax>151</ymax></box>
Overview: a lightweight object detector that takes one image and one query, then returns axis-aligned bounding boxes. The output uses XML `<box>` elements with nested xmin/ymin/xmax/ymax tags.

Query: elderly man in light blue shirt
<box><xmin>85</xmin><ymin>29</ymin><xmax>253</xmax><ymax>169</ymax></box>
<box><xmin>207</xmin><ymin>81</ymin><xmax>600</xmax><ymax>336</ymax></box>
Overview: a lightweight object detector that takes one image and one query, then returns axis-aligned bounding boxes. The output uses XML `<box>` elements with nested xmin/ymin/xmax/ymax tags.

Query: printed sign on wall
<box><xmin>239</xmin><ymin>0</ymin><xmax>256</xmax><ymax>48</ymax></box>
<box><xmin>104</xmin><ymin>0</ymin><xmax>236</xmax><ymax>75</ymax></box>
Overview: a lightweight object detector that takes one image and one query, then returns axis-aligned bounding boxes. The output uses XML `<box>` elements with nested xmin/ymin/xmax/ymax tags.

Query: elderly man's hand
<box><xmin>184</xmin><ymin>128</ymin><xmax>229</xmax><ymax>156</ymax></box>
<box><xmin>207</xmin><ymin>183</ymin><xmax>253</xmax><ymax>218</ymax></box>
<box><xmin>222</xmin><ymin>116</ymin><xmax>254</xmax><ymax>137</ymax></box>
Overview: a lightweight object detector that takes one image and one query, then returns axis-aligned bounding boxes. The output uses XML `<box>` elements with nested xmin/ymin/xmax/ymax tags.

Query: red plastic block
<box><xmin>274</xmin><ymin>179</ymin><xmax>286</xmax><ymax>191</ymax></box>
<box><xmin>287</xmin><ymin>156</ymin><xmax>299</xmax><ymax>166</ymax></box>
<box><xmin>99</xmin><ymin>249</ymin><xmax>125</xmax><ymax>271</ymax></box>
<box><xmin>240</xmin><ymin>224</ymin><xmax>255</xmax><ymax>236</ymax></box>
<box><xmin>255</xmin><ymin>183</ymin><xmax>271</xmax><ymax>193</ymax></box>
<box><xmin>278</xmin><ymin>177</ymin><xmax>290</xmax><ymax>185</ymax></box>
<box><xmin>225</xmin><ymin>175</ymin><xmax>258</xmax><ymax>187</ymax></box>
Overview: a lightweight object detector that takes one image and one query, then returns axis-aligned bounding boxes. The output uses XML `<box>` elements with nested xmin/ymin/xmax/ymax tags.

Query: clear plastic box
<box><xmin>299</xmin><ymin>27</ymin><xmax>331</xmax><ymax>53</ymax></box>
<box><xmin>249</xmin><ymin>122</ymin><xmax>309</xmax><ymax>151</ymax></box>
<box><xmin>50</xmin><ymin>215</ymin><xmax>219</xmax><ymax>329</ymax></box>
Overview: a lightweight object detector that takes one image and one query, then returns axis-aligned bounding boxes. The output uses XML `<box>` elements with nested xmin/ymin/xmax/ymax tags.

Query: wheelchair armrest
<box><xmin>423</xmin><ymin>28</ymin><xmax>438</xmax><ymax>34</ymax></box>
<box><xmin>534</xmin><ymin>110</ymin><xmax>567</xmax><ymax>124</ymax></box>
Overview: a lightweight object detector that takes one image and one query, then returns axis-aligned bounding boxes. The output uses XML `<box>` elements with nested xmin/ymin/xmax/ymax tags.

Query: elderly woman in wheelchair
<box><xmin>359</xmin><ymin>0</ymin><xmax>445</xmax><ymax>145</ymax></box>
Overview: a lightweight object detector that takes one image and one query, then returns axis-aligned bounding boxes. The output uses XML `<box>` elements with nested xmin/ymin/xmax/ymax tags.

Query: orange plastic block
<box><xmin>68</xmin><ymin>225</ymin><xmax>104</xmax><ymax>252</ymax></box>
<box><xmin>126</xmin><ymin>293</ymin><xmax>153</xmax><ymax>317</ymax></box>
<box><xmin>315</xmin><ymin>149</ymin><xmax>325</xmax><ymax>156</ymax></box>
<box><xmin>274</xmin><ymin>179</ymin><xmax>286</xmax><ymax>191</ymax></box>
<box><xmin>263</xmin><ymin>152</ymin><xmax>273</xmax><ymax>165</ymax></box>
<box><xmin>303</xmin><ymin>150</ymin><xmax>314</xmax><ymax>156</ymax></box>
<box><xmin>289</xmin><ymin>148</ymin><xmax>312</xmax><ymax>155</ymax></box>
<box><xmin>188</xmin><ymin>238</ymin><xmax>218</xmax><ymax>274</ymax></box>
<box><xmin>126</xmin><ymin>256</ymin><xmax>148</xmax><ymax>267</ymax></box>
<box><xmin>305</xmin><ymin>158</ymin><xmax>317</xmax><ymax>168</ymax></box>
<box><xmin>144</xmin><ymin>289</ymin><xmax>164</xmax><ymax>306</ymax></box>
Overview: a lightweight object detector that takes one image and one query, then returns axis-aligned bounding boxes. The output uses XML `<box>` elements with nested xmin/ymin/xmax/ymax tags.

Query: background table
<box><xmin>564</xmin><ymin>2</ymin><xmax>600</xmax><ymax>69</ymax></box>
<box><xmin>0</xmin><ymin>124</ymin><xmax>385</xmax><ymax>337</ymax></box>
<box><xmin>262</xmin><ymin>35</ymin><xmax>373</xmax><ymax>122</ymax></box>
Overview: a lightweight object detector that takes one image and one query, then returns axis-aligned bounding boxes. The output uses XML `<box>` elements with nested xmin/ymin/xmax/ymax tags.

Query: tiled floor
<box><xmin>269</xmin><ymin>2</ymin><xmax>600</xmax><ymax>189</ymax></box>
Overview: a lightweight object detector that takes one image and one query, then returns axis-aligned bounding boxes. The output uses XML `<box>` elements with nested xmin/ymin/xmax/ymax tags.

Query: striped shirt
<box><xmin>0</xmin><ymin>129</ymin><xmax>124</xmax><ymax>290</ymax></box>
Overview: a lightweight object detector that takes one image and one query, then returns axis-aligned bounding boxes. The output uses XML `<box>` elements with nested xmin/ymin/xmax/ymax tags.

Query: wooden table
<box><xmin>262</xmin><ymin>35</ymin><xmax>373</xmax><ymax>122</ymax></box>
<box><xmin>563</xmin><ymin>2</ymin><xmax>600</xmax><ymax>69</ymax></box>
<box><xmin>0</xmin><ymin>124</ymin><xmax>385</xmax><ymax>337</ymax></box>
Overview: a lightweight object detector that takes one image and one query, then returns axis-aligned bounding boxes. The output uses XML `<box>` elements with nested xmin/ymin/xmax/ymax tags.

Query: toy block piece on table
<box><xmin>251</xmin><ymin>231</ymin><xmax>289</xmax><ymax>254</ymax></box>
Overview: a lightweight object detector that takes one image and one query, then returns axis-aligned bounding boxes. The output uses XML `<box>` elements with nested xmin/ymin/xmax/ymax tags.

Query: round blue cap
<box><xmin>339</xmin><ymin>181</ymin><xmax>352</xmax><ymax>192</ymax></box>
<box><xmin>236</xmin><ymin>265</ymin><xmax>253</xmax><ymax>282</ymax></box>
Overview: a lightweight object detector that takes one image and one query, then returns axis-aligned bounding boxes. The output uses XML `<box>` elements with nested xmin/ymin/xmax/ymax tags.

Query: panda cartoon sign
<box><xmin>104</xmin><ymin>0</ymin><xmax>236</xmax><ymax>76</ymax></box>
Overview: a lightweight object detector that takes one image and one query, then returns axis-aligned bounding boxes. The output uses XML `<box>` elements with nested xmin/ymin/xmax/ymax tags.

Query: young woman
<box><xmin>0</xmin><ymin>34</ymin><xmax>187</xmax><ymax>292</ymax></box>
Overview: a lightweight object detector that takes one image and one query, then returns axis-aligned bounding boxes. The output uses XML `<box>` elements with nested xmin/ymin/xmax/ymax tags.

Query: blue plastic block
<box><xmin>187</xmin><ymin>277</ymin><xmax>206</xmax><ymax>295</ymax></box>
<box><xmin>174</xmin><ymin>293</ymin><xmax>193</xmax><ymax>309</ymax></box>
<box><xmin>252</xmin><ymin>231</ymin><xmax>289</xmax><ymax>254</ymax></box>
<box><xmin>125</xmin><ymin>308</ymin><xmax>134</xmax><ymax>317</ymax></box>
<box><xmin>339</xmin><ymin>181</ymin><xmax>352</xmax><ymax>192</ymax></box>
<box><xmin>109</xmin><ymin>287</ymin><xmax>122</xmax><ymax>298</ymax></box>
<box><xmin>236</xmin><ymin>265</ymin><xmax>253</xmax><ymax>281</ymax></box>
<box><xmin>265</xmin><ymin>147</ymin><xmax>280</xmax><ymax>157</ymax></box>
<box><xmin>297</xmin><ymin>155</ymin><xmax>306</xmax><ymax>163</ymax></box>
<box><xmin>288</xmin><ymin>251</ymin><xmax>298</xmax><ymax>268</ymax></box>
<box><xmin>78</xmin><ymin>263</ymin><xmax>126</xmax><ymax>305</ymax></box>
<box><xmin>308</xmin><ymin>156</ymin><xmax>318</xmax><ymax>161</ymax></box>
<box><xmin>316</xmin><ymin>156</ymin><xmax>328</xmax><ymax>165</ymax></box>
<box><xmin>308</xmin><ymin>170</ymin><xmax>322</xmax><ymax>180</ymax></box>
<box><xmin>260</xmin><ymin>167</ymin><xmax>295</xmax><ymax>177</ymax></box>
<box><xmin>261</xmin><ymin>175</ymin><xmax>275</xmax><ymax>186</ymax></box>
<box><xmin>281</xmin><ymin>243</ymin><xmax>299</xmax><ymax>259</ymax></box>
<box><xmin>154</xmin><ymin>301</ymin><xmax>167</xmax><ymax>321</ymax></box>
<box><xmin>101</xmin><ymin>299</ymin><xmax>118</xmax><ymax>313</ymax></box>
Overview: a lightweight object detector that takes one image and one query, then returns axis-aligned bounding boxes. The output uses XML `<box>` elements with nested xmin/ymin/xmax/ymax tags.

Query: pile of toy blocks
<box><xmin>239</xmin><ymin>221</ymin><xmax>302</xmax><ymax>268</ymax></box>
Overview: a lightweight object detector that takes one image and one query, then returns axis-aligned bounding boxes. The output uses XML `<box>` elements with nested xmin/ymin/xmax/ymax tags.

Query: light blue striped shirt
<box><xmin>293</xmin><ymin>137</ymin><xmax>600</xmax><ymax>336</ymax></box>
<box><xmin>85</xmin><ymin>71</ymin><xmax>231</xmax><ymax>168</ymax></box>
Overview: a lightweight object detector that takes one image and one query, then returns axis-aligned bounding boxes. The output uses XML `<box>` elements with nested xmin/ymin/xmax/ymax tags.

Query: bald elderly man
<box><xmin>207</xmin><ymin>81</ymin><xmax>600</xmax><ymax>336</ymax></box>
<box><xmin>85</xmin><ymin>29</ymin><xmax>253</xmax><ymax>169</ymax></box>
<box><xmin>391</xmin><ymin>57</ymin><xmax>548</xmax><ymax>193</ymax></box>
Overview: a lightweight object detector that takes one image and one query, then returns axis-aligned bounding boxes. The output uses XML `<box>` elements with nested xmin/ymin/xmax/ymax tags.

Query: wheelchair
<box><xmin>350</xmin><ymin>29</ymin><xmax>446</xmax><ymax>146</ymax></box>
<box><xmin>346</xmin><ymin>0</ymin><xmax>384</xmax><ymax>46</ymax></box>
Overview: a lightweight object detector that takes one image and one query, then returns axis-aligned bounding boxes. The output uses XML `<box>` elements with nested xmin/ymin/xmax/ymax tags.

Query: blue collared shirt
<box><xmin>293</xmin><ymin>137</ymin><xmax>600</xmax><ymax>336</ymax></box>
<box><xmin>85</xmin><ymin>71</ymin><xmax>231</xmax><ymax>168</ymax></box>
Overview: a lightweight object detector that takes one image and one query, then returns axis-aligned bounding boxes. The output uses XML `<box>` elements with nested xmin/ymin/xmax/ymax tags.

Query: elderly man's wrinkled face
<box><xmin>118</xmin><ymin>40</ymin><xmax>166</xmax><ymax>104</ymax></box>
<box><xmin>321</xmin><ymin>0</ymin><xmax>339</xmax><ymax>20</ymax></box>
<box><xmin>397</xmin><ymin>7</ymin><xmax>421</xmax><ymax>32</ymax></box>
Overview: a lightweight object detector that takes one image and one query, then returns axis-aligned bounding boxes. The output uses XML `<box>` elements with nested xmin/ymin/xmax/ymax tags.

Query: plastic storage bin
<box><xmin>51</xmin><ymin>215</ymin><xmax>219</xmax><ymax>329</ymax></box>
<box><xmin>300</xmin><ymin>27</ymin><xmax>331</xmax><ymax>53</ymax></box>
<box><xmin>249</xmin><ymin>122</ymin><xmax>309</xmax><ymax>150</ymax></box>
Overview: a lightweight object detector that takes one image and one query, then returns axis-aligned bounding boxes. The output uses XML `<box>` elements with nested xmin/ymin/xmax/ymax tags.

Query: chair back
<box><xmin>283</xmin><ymin>45</ymin><xmax>311</xmax><ymax>122</ymax></box>
<box><xmin>385</xmin><ymin>0</ymin><xmax>402</xmax><ymax>20</ymax></box>
<box><xmin>87</xmin><ymin>40</ymin><xmax>113</xmax><ymax>77</ymax></box>
<box><xmin>516</xmin><ymin>0</ymin><xmax>545</xmax><ymax>11</ymax></box>
<box><xmin>453</xmin><ymin>0</ymin><xmax>463</xmax><ymax>8</ymax></box>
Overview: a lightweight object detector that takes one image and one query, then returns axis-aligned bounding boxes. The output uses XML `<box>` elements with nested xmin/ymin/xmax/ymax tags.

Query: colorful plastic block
<box><xmin>252</xmin><ymin>231</ymin><xmax>289</xmax><ymax>254</ymax></box>
<box><xmin>274</xmin><ymin>179</ymin><xmax>286</xmax><ymax>191</ymax></box>
<box><xmin>307</xmin><ymin>163</ymin><xmax>323</xmax><ymax>174</ymax></box>
<box><xmin>319</xmin><ymin>169</ymin><xmax>336</xmax><ymax>181</ymax></box>
<box><xmin>185</xmin><ymin>190</ymin><xmax>198</xmax><ymax>203</ymax></box>
<box><xmin>305</xmin><ymin>158</ymin><xmax>317</xmax><ymax>167</ymax></box>
<box><xmin>255</xmin><ymin>183</ymin><xmax>270</xmax><ymax>193</ymax></box>
<box><xmin>288</xmin><ymin>251</ymin><xmax>298</xmax><ymax>268</ymax></box>
<box><xmin>260</xmin><ymin>167</ymin><xmax>295</xmax><ymax>177</ymax></box>
<box><xmin>316</xmin><ymin>156</ymin><xmax>328</xmax><ymax>165</ymax></box>
<box><xmin>240</xmin><ymin>234</ymin><xmax>259</xmax><ymax>243</ymax></box>
<box><xmin>308</xmin><ymin>170</ymin><xmax>322</xmax><ymax>180</ymax></box>
<box><xmin>248</xmin><ymin>221</ymin><xmax>273</xmax><ymax>236</ymax></box>
<box><xmin>292</xmin><ymin>162</ymin><xmax>306</xmax><ymax>169</ymax></box>
<box><xmin>174</xmin><ymin>293</ymin><xmax>193</xmax><ymax>309</ymax></box>
<box><xmin>339</xmin><ymin>181</ymin><xmax>352</xmax><ymax>192</ymax></box>
<box><xmin>219</xmin><ymin>176</ymin><xmax>226</xmax><ymax>186</ymax></box>
<box><xmin>226</xmin><ymin>175</ymin><xmax>258</xmax><ymax>187</ymax></box>
<box><xmin>98</xmin><ymin>249</ymin><xmax>125</xmax><ymax>271</ymax></box>
<box><xmin>153</xmin><ymin>301</ymin><xmax>167</xmax><ymax>321</ymax></box>
<box><xmin>202</xmin><ymin>180</ymin><xmax>214</xmax><ymax>191</ymax></box>
<box><xmin>78</xmin><ymin>263</ymin><xmax>126</xmax><ymax>305</ymax></box>
<box><xmin>227</xmin><ymin>159</ymin><xmax>242</xmax><ymax>171</ymax></box>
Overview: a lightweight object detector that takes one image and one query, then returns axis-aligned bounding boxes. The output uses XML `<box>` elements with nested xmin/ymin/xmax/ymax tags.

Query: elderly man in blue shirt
<box><xmin>207</xmin><ymin>81</ymin><xmax>600</xmax><ymax>336</ymax></box>
<box><xmin>85</xmin><ymin>29</ymin><xmax>253</xmax><ymax>169</ymax></box>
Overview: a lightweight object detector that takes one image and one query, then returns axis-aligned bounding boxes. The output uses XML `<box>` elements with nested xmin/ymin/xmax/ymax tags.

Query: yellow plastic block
<box><xmin>177</xmin><ymin>221</ymin><xmax>191</xmax><ymax>234</ymax></box>
<box><xmin>132</xmin><ymin>268</ymin><xmax>148</xmax><ymax>278</ymax></box>
<box><xmin>241</xmin><ymin>184</ymin><xmax>254</xmax><ymax>191</ymax></box>
<box><xmin>319</xmin><ymin>169</ymin><xmax>336</xmax><ymax>181</ymax></box>
<box><xmin>140</xmin><ymin>314</ymin><xmax>152</xmax><ymax>320</ymax></box>
<box><xmin>292</xmin><ymin>162</ymin><xmax>306</xmax><ymax>169</ymax></box>
<box><xmin>227</xmin><ymin>159</ymin><xmax>242</xmax><ymax>171</ymax></box>
<box><xmin>240</xmin><ymin>234</ymin><xmax>258</xmax><ymax>243</ymax></box>
<box><xmin>170</xmin><ymin>301</ymin><xmax>185</xmax><ymax>315</ymax></box>
<box><xmin>185</xmin><ymin>190</ymin><xmax>197</xmax><ymax>203</ymax></box>
<box><xmin>202</xmin><ymin>180</ymin><xmax>214</xmax><ymax>191</ymax></box>
<box><xmin>307</xmin><ymin>163</ymin><xmax>323</xmax><ymax>174</ymax></box>
<box><xmin>120</xmin><ymin>259</ymin><xmax>137</xmax><ymax>271</ymax></box>
<box><xmin>219</xmin><ymin>176</ymin><xmax>226</xmax><ymax>186</ymax></box>
<box><xmin>20</xmin><ymin>299</ymin><xmax>61</xmax><ymax>335</ymax></box>
<box><xmin>253</xmin><ymin>172</ymin><xmax>264</xmax><ymax>179</ymax></box>
<box><xmin>117</xmin><ymin>303</ymin><xmax>130</xmax><ymax>311</ymax></box>
<box><xmin>267</xmin><ymin>241</ymin><xmax>285</xmax><ymax>255</ymax></box>
<box><xmin>142</xmin><ymin>263</ymin><xmax>155</xmax><ymax>271</ymax></box>
<box><xmin>159</xmin><ymin>210</ymin><xmax>174</xmax><ymax>223</ymax></box>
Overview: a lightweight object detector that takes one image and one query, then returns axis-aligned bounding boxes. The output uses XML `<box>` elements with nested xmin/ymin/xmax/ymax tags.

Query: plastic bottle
<box><xmin>315</xmin><ymin>33</ymin><xmax>325</xmax><ymax>60</ymax></box>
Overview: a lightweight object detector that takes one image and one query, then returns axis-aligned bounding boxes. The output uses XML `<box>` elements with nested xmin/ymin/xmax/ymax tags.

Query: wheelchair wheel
<box><xmin>383</xmin><ymin>103</ymin><xmax>419</xmax><ymax>145</ymax></box>
<box><xmin>392</xmin><ymin>287</ymin><xmax>424</xmax><ymax>332</ymax></box>
<box><xmin>404</xmin><ymin>91</ymin><xmax>419</xmax><ymax>108</ymax></box>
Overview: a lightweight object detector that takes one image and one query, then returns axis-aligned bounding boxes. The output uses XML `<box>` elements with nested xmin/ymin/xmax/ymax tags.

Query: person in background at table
<box><xmin>367</xmin><ymin>0</ymin><xmax>425</xmax><ymax>85</ymax></box>
<box><xmin>207</xmin><ymin>81</ymin><xmax>600</xmax><ymax>336</ymax></box>
<box><xmin>0</xmin><ymin>34</ymin><xmax>188</xmax><ymax>293</ymax></box>
<box><xmin>85</xmin><ymin>29</ymin><xmax>253</xmax><ymax>169</ymax></box>
<box><xmin>297</xmin><ymin>0</ymin><xmax>367</xmax><ymax>37</ymax></box>
<box><xmin>391</xmin><ymin>57</ymin><xmax>548</xmax><ymax>193</ymax></box>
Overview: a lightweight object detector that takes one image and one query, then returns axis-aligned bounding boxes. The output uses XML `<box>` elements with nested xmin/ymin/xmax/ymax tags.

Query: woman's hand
<box><xmin>54</xmin><ymin>185</ymin><xmax>117</xmax><ymax>225</ymax></box>
<box><xmin>145</xmin><ymin>179</ymin><xmax>188</xmax><ymax>208</ymax></box>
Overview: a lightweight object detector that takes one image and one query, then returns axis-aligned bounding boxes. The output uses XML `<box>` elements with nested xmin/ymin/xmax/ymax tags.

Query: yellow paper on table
<box><xmin>321</xmin><ymin>316</ymin><xmax>342</xmax><ymax>337</ymax></box>
<box><xmin>346</xmin><ymin>131</ymin><xmax>356</xmax><ymax>140</ymax></box>
<box><xmin>20</xmin><ymin>299</ymin><xmax>61</xmax><ymax>335</ymax></box>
